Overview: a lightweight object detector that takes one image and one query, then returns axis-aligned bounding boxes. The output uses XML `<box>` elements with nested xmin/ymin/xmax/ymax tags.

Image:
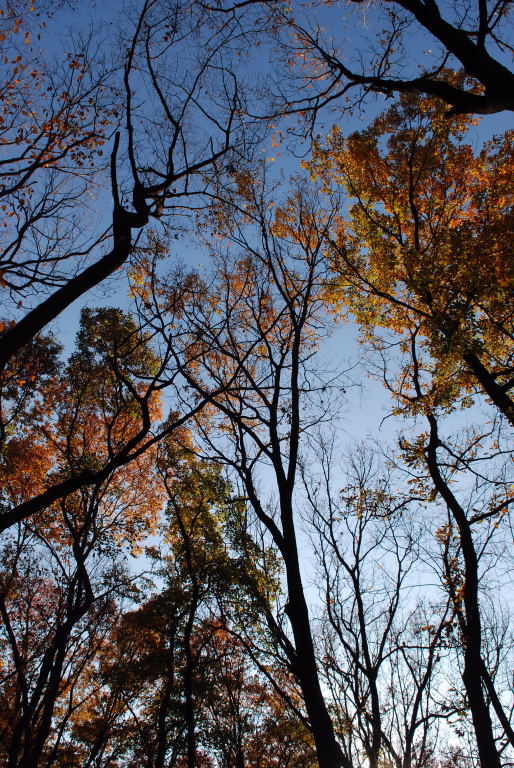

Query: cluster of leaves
<box><xmin>307</xmin><ymin>93</ymin><xmax>514</xmax><ymax>421</ymax></box>
<box><xmin>1</xmin><ymin>309</ymin><xmax>164</xmax><ymax>541</ymax></box>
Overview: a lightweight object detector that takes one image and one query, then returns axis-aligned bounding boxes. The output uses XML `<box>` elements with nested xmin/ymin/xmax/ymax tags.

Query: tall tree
<box><xmin>307</xmin><ymin>94</ymin><xmax>514</xmax><ymax>425</ymax></box>
<box><xmin>63</xmin><ymin>446</ymin><xmax>291</xmax><ymax>768</ymax></box>
<box><xmin>304</xmin><ymin>444</ymin><xmax>455</xmax><ymax>768</ymax></box>
<box><xmin>138</xmin><ymin>175</ymin><xmax>350</xmax><ymax>768</ymax></box>
<box><xmin>339</xmin><ymin>316</ymin><xmax>514</xmax><ymax>765</ymax></box>
<box><xmin>305</xmin><ymin>92</ymin><xmax>514</xmax><ymax>766</ymax></box>
<box><xmin>0</xmin><ymin>308</ymin><xmax>168</xmax><ymax>767</ymax></box>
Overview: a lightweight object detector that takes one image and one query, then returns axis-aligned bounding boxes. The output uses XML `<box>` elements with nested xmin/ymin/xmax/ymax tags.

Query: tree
<box><xmin>266</xmin><ymin>0</ymin><xmax>514</xmax><ymax>120</ymax></box>
<box><xmin>0</xmin><ymin>0</ymin><xmax>245</xmax><ymax>371</ymax></box>
<box><xmin>411</xmin><ymin>408</ymin><xmax>513</xmax><ymax>768</ymax></box>
<box><xmin>307</xmin><ymin>93</ymin><xmax>514</xmax><ymax>425</ymax></box>
<box><xmin>137</xmin><ymin>174</ymin><xmax>350</xmax><ymax>768</ymax></box>
<box><xmin>0</xmin><ymin>308</ymin><xmax>168</xmax><ymax>768</ymax></box>
<box><xmin>1</xmin><ymin>5</ymin><xmax>513</xmax><ymax>767</ymax></box>
<box><xmin>64</xmin><ymin>446</ymin><xmax>292</xmax><ymax>768</ymax></box>
<box><xmin>304</xmin><ymin>92</ymin><xmax>514</xmax><ymax>765</ymax></box>
<box><xmin>0</xmin><ymin>0</ymin><xmax>114</xmax><ymax>304</ymax></box>
<box><xmin>0</xmin><ymin>301</ymin><xmax>216</xmax><ymax>534</ymax></box>
<box><xmin>304</xmin><ymin>444</ymin><xmax>455</xmax><ymax>768</ymax></box>
<box><xmin>199</xmin><ymin>629</ymin><xmax>316</xmax><ymax>768</ymax></box>
<box><xmin>338</xmin><ymin>315</ymin><xmax>514</xmax><ymax>765</ymax></box>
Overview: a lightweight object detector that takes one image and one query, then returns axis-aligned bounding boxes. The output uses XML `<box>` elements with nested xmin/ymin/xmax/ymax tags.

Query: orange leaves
<box><xmin>0</xmin><ymin>5</ymin><xmax>114</xmax><ymax>293</ymax></box>
<box><xmin>0</xmin><ymin>436</ymin><xmax>54</xmax><ymax>505</ymax></box>
<box><xmin>0</xmin><ymin>309</ymin><xmax>168</xmax><ymax>551</ymax></box>
<box><xmin>270</xmin><ymin>131</ymin><xmax>282</xmax><ymax>148</ymax></box>
<box><xmin>306</xmin><ymin>93</ymin><xmax>514</xmax><ymax>415</ymax></box>
<box><xmin>233</xmin><ymin>167</ymin><xmax>255</xmax><ymax>201</ymax></box>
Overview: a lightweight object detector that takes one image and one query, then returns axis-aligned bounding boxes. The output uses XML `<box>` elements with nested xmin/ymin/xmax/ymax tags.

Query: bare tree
<box><xmin>138</xmin><ymin>176</ymin><xmax>350</xmax><ymax>768</ymax></box>
<box><xmin>369</xmin><ymin>321</ymin><xmax>514</xmax><ymax>768</ymax></box>
<box><xmin>304</xmin><ymin>442</ymin><xmax>456</xmax><ymax>768</ymax></box>
<box><xmin>262</xmin><ymin>0</ymin><xmax>514</xmax><ymax>123</ymax></box>
<box><xmin>0</xmin><ymin>0</ymin><xmax>246</xmax><ymax>370</ymax></box>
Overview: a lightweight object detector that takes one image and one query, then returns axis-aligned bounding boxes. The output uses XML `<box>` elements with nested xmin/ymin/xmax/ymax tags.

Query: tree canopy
<box><xmin>0</xmin><ymin>2</ymin><xmax>513</xmax><ymax>768</ymax></box>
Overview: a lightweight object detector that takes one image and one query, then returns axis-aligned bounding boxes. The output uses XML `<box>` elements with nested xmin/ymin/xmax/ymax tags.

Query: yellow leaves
<box><xmin>435</xmin><ymin>523</ymin><xmax>452</xmax><ymax>543</ymax></box>
<box><xmin>233</xmin><ymin>167</ymin><xmax>255</xmax><ymax>200</ymax></box>
<box><xmin>306</xmin><ymin>95</ymin><xmax>514</xmax><ymax>416</ymax></box>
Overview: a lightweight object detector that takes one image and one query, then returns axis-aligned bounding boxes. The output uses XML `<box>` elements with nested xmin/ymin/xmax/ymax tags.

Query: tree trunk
<box><xmin>281</xmin><ymin>505</ymin><xmax>348</xmax><ymax>768</ymax></box>
<box><xmin>425</xmin><ymin>415</ymin><xmax>501</xmax><ymax>768</ymax></box>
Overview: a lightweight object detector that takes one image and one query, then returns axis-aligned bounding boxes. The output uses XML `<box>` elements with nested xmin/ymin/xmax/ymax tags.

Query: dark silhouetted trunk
<box><xmin>425</xmin><ymin>414</ymin><xmax>501</xmax><ymax>768</ymax></box>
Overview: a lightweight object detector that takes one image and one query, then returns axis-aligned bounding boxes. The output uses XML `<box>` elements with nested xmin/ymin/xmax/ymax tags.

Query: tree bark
<box><xmin>281</xmin><ymin>502</ymin><xmax>348</xmax><ymax>768</ymax></box>
<box><xmin>462</xmin><ymin>351</ymin><xmax>514</xmax><ymax>427</ymax></box>
<box><xmin>425</xmin><ymin>414</ymin><xmax>501</xmax><ymax>768</ymax></box>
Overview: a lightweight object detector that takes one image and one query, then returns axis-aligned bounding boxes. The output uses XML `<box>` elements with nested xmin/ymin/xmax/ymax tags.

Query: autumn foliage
<box><xmin>308</xmin><ymin>94</ymin><xmax>514</xmax><ymax>422</ymax></box>
<box><xmin>0</xmin><ymin>2</ymin><xmax>513</xmax><ymax>768</ymax></box>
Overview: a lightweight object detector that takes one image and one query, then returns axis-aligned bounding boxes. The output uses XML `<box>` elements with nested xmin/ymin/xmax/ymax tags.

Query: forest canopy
<box><xmin>0</xmin><ymin>1</ymin><xmax>513</xmax><ymax>767</ymax></box>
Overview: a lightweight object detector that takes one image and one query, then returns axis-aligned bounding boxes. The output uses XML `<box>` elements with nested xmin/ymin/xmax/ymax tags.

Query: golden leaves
<box><xmin>306</xmin><ymin>93</ymin><xmax>514</xmax><ymax>415</ymax></box>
